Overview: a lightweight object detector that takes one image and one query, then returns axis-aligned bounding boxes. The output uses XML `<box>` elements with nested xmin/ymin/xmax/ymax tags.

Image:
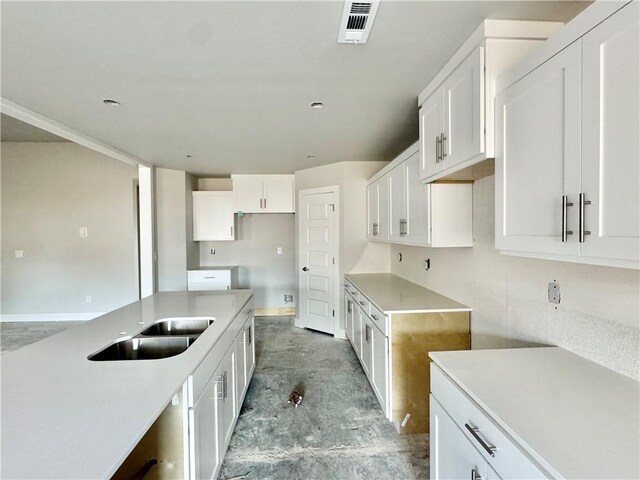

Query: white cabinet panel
<box><xmin>431</xmin><ymin>184</ymin><xmax>473</xmax><ymax>248</ymax></box>
<box><xmin>430</xmin><ymin>395</ymin><xmax>488</xmax><ymax>480</ymax></box>
<box><xmin>376</xmin><ymin>177</ymin><xmax>390</xmax><ymax>242</ymax></box>
<box><xmin>344</xmin><ymin>292</ymin><xmax>353</xmax><ymax>341</ymax></box>
<box><xmin>420</xmin><ymin>89</ymin><xmax>445</xmax><ymax>179</ymax></box>
<box><xmin>404</xmin><ymin>152</ymin><xmax>430</xmax><ymax>246</ymax></box>
<box><xmin>191</xmin><ymin>375</ymin><xmax>221</xmax><ymax>480</ymax></box>
<box><xmin>218</xmin><ymin>347</ymin><xmax>236</xmax><ymax>447</ymax></box>
<box><xmin>193</xmin><ymin>192</ymin><xmax>235</xmax><ymax>241</ymax></box>
<box><xmin>263</xmin><ymin>178</ymin><xmax>294</xmax><ymax>213</ymax></box>
<box><xmin>232</xmin><ymin>179</ymin><xmax>263</xmax><ymax>213</ymax></box>
<box><xmin>496</xmin><ymin>41</ymin><xmax>582</xmax><ymax>256</ymax></box>
<box><xmin>371</xmin><ymin>323</ymin><xmax>388</xmax><ymax>417</ymax></box>
<box><xmin>443</xmin><ymin>48</ymin><xmax>485</xmax><ymax>167</ymax></box>
<box><xmin>388</xmin><ymin>164</ymin><xmax>405</xmax><ymax>244</ymax></box>
<box><xmin>580</xmin><ymin>3</ymin><xmax>639</xmax><ymax>262</ymax></box>
<box><xmin>366</xmin><ymin>182</ymin><xmax>379</xmax><ymax>240</ymax></box>
<box><xmin>361</xmin><ymin>315</ymin><xmax>372</xmax><ymax>378</ymax></box>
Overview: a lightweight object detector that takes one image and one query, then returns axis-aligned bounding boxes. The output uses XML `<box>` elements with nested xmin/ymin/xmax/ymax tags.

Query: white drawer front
<box><xmin>188</xmin><ymin>270</ymin><xmax>231</xmax><ymax>283</ymax></box>
<box><xmin>431</xmin><ymin>364</ymin><xmax>549</xmax><ymax>480</ymax></box>
<box><xmin>369</xmin><ymin>303</ymin><xmax>388</xmax><ymax>337</ymax></box>
<box><xmin>188</xmin><ymin>281</ymin><xmax>230</xmax><ymax>291</ymax></box>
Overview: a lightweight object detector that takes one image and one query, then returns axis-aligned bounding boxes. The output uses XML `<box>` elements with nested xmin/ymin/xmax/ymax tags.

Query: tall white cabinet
<box><xmin>495</xmin><ymin>1</ymin><xmax>639</xmax><ymax>269</ymax></box>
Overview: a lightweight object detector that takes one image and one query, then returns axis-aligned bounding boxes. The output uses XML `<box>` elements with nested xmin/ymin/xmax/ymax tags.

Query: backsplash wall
<box><xmin>390</xmin><ymin>175</ymin><xmax>639</xmax><ymax>380</ymax></box>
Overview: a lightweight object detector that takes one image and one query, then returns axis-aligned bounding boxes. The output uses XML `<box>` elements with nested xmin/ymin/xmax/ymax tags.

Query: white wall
<box><xmin>155</xmin><ymin>168</ymin><xmax>200</xmax><ymax>291</ymax></box>
<box><xmin>390</xmin><ymin>175</ymin><xmax>639</xmax><ymax>380</ymax></box>
<box><xmin>1</xmin><ymin>142</ymin><xmax>139</xmax><ymax>317</ymax></box>
<box><xmin>199</xmin><ymin>213</ymin><xmax>295</xmax><ymax>309</ymax></box>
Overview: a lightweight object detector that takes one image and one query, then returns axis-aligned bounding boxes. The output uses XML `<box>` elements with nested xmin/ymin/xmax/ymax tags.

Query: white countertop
<box><xmin>1</xmin><ymin>290</ymin><xmax>253</xmax><ymax>480</ymax></box>
<box><xmin>430</xmin><ymin>347</ymin><xmax>640</xmax><ymax>479</ymax></box>
<box><xmin>345</xmin><ymin>273</ymin><xmax>470</xmax><ymax>314</ymax></box>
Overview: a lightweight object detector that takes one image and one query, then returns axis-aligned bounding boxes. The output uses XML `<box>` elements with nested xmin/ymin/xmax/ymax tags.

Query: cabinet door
<box><xmin>233</xmin><ymin>179</ymin><xmax>264</xmax><ymax>213</ymax></box>
<box><xmin>263</xmin><ymin>178</ymin><xmax>295</xmax><ymax>213</ymax></box>
<box><xmin>581</xmin><ymin>3</ymin><xmax>639</xmax><ymax>263</ymax></box>
<box><xmin>344</xmin><ymin>292</ymin><xmax>354</xmax><ymax>342</ymax></box>
<box><xmin>235</xmin><ymin>330</ymin><xmax>247</xmax><ymax>411</ymax></box>
<box><xmin>442</xmin><ymin>48</ymin><xmax>485</xmax><ymax>168</ymax></box>
<box><xmin>219</xmin><ymin>347</ymin><xmax>236</xmax><ymax>447</ymax></box>
<box><xmin>495</xmin><ymin>41</ymin><xmax>582</xmax><ymax>256</ymax></box>
<box><xmin>353</xmin><ymin>304</ymin><xmax>362</xmax><ymax>358</ymax></box>
<box><xmin>420</xmin><ymin>88</ymin><xmax>444</xmax><ymax>180</ymax></box>
<box><xmin>244</xmin><ymin>317</ymin><xmax>255</xmax><ymax>387</ymax></box>
<box><xmin>388</xmin><ymin>164</ymin><xmax>406</xmax><ymax>244</ymax></box>
<box><xmin>371</xmin><ymin>323</ymin><xmax>389</xmax><ymax>417</ymax></box>
<box><xmin>376</xmin><ymin>177</ymin><xmax>390</xmax><ymax>241</ymax></box>
<box><xmin>193</xmin><ymin>192</ymin><xmax>235</xmax><ymax>241</ymax></box>
<box><xmin>366</xmin><ymin>183</ymin><xmax>379</xmax><ymax>241</ymax></box>
<box><xmin>404</xmin><ymin>152</ymin><xmax>430</xmax><ymax>246</ymax></box>
<box><xmin>361</xmin><ymin>316</ymin><xmax>372</xmax><ymax>378</ymax></box>
<box><xmin>430</xmin><ymin>395</ymin><xmax>488</xmax><ymax>480</ymax></box>
<box><xmin>191</xmin><ymin>374</ymin><xmax>221</xmax><ymax>480</ymax></box>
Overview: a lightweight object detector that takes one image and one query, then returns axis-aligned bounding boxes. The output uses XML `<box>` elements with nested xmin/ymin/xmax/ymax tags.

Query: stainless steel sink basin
<box><xmin>88</xmin><ymin>336</ymin><xmax>198</xmax><ymax>361</ymax></box>
<box><xmin>139</xmin><ymin>317</ymin><xmax>215</xmax><ymax>336</ymax></box>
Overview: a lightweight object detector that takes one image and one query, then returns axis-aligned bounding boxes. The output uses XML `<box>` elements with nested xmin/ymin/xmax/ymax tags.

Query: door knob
<box><xmin>302</xmin><ymin>267</ymin><xmax>309</xmax><ymax>272</ymax></box>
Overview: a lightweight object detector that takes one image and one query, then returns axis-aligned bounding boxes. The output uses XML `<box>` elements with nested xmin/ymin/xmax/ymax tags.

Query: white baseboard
<box><xmin>0</xmin><ymin>312</ymin><xmax>106</xmax><ymax>322</ymax></box>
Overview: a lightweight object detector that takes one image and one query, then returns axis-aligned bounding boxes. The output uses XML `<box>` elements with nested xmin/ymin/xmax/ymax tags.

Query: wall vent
<box><xmin>337</xmin><ymin>1</ymin><xmax>381</xmax><ymax>44</ymax></box>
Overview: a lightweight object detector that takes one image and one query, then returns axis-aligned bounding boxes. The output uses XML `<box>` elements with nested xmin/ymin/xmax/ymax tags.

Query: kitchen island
<box><xmin>1</xmin><ymin>290</ymin><xmax>254</xmax><ymax>480</ymax></box>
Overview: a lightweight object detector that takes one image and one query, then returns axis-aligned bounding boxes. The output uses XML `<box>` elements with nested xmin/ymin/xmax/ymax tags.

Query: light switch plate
<box><xmin>15</xmin><ymin>250</ymin><xmax>24</xmax><ymax>258</ymax></box>
<box><xmin>79</xmin><ymin>226</ymin><xmax>88</xmax><ymax>238</ymax></box>
<box><xmin>277</xmin><ymin>247</ymin><xmax>283</xmax><ymax>255</ymax></box>
<box><xmin>548</xmin><ymin>282</ymin><xmax>561</xmax><ymax>304</ymax></box>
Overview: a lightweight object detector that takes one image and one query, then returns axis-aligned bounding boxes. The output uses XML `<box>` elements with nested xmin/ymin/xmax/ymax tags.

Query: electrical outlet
<box><xmin>277</xmin><ymin>247</ymin><xmax>283</xmax><ymax>255</ymax></box>
<box><xmin>15</xmin><ymin>250</ymin><xmax>24</xmax><ymax>258</ymax></box>
<box><xmin>284</xmin><ymin>294</ymin><xmax>293</xmax><ymax>303</ymax></box>
<box><xmin>210</xmin><ymin>248</ymin><xmax>215</xmax><ymax>254</ymax></box>
<box><xmin>425</xmin><ymin>259</ymin><xmax>431</xmax><ymax>270</ymax></box>
<box><xmin>548</xmin><ymin>281</ymin><xmax>560</xmax><ymax>304</ymax></box>
<box><xmin>86</xmin><ymin>295</ymin><xmax>92</xmax><ymax>304</ymax></box>
<box><xmin>79</xmin><ymin>226</ymin><xmax>88</xmax><ymax>238</ymax></box>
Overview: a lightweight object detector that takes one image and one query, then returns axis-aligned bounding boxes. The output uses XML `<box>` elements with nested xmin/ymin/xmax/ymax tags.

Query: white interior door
<box><xmin>297</xmin><ymin>188</ymin><xmax>338</xmax><ymax>335</ymax></box>
<box><xmin>581</xmin><ymin>3</ymin><xmax>639</xmax><ymax>262</ymax></box>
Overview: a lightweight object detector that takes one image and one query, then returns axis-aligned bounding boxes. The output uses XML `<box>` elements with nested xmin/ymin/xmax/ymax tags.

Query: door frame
<box><xmin>295</xmin><ymin>185</ymin><xmax>342</xmax><ymax>338</ymax></box>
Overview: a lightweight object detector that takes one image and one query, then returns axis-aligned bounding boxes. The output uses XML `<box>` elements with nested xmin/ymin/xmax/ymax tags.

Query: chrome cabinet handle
<box><xmin>562</xmin><ymin>195</ymin><xmax>574</xmax><ymax>242</ymax></box>
<box><xmin>246</xmin><ymin>327</ymin><xmax>252</xmax><ymax>345</ymax></box>
<box><xmin>371</xmin><ymin>314</ymin><xmax>379</xmax><ymax>321</ymax></box>
<box><xmin>347</xmin><ymin>300</ymin><xmax>352</xmax><ymax>314</ymax></box>
<box><xmin>216</xmin><ymin>376</ymin><xmax>224</xmax><ymax>401</ymax></box>
<box><xmin>230</xmin><ymin>226</ymin><xmax>234</xmax><ymax>236</ymax></box>
<box><xmin>579</xmin><ymin>193</ymin><xmax>592</xmax><ymax>243</ymax></box>
<box><xmin>435</xmin><ymin>136</ymin><xmax>441</xmax><ymax>162</ymax></box>
<box><xmin>259</xmin><ymin>198</ymin><xmax>263</xmax><ymax>209</ymax></box>
<box><xmin>441</xmin><ymin>133</ymin><xmax>448</xmax><ymax>158</ymax></box>
<box><xmin>222</xmin><ymin>371</ymin><xmax>228</xmax><ymax>401</ymax></box>
<box><xmin>464</xmin><ymin>423</ymin><xmax>496</xmax><ymax>457</ymax></box>
<box><xmin>471</xmin><ymin>469</ymin><xmax>482</xmax><ymax>480</ymax></box>
<box><xmin>359</xmin><ymin>301</ymin><xmax>366</xmax><ymax>306</ymax></box>
<box><xmin>264</xmin><ymin>198</ymin><xmax>267</xmax><ymax>210</ymax></box>
<box><xmin>365</xmin><ymin>324</ymin><xmax>370</xmax><ymax>343</ymax></box>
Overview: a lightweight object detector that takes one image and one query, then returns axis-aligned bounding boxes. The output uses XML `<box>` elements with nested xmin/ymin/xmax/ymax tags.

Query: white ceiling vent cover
<box><xmin>337</xmin><ymin>1</ymin><xmax>381</xmax><ymax>44</ymax></box>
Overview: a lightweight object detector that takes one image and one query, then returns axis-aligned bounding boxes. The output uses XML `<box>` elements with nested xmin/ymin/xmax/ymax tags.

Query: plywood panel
<box><xmin>391</xmin><ymin>311</ymin><xmax>470</xmax><ymax>434</ymax></box>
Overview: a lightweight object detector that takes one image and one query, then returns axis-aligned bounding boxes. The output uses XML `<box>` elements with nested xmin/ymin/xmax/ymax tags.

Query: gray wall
<box><xmin>200</xmin><ymin>213</ymin><xmax>295</xmax><ymax>309</ymax></box>
<box><xmin>1</xmin><ymin>142</ymin><xmax>138</xmax><ymax>315</ymax></box>
<box><xmin>155</xmin><ymin>168</ymin><xmax>200</xmax><ymax>291</ymax></box>
<box><xmin>390</xmin><ymin>175</ymin><xmax>640</xmax><ymax>380</ymax></box>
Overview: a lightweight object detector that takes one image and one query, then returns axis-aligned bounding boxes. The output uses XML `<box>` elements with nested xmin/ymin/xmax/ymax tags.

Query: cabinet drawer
<box><xmin>356</xmin><ymin>296</ymin><xmax>370</xmax><ymax>312</ymax></box>
<box><xmin>188</xmin><ymin>270</ymin><xmax>231</xmax><ymax>283</ymax></box>
<box><xmin>369</xmin><ymin>304</ymin><xmax>388</xmax><ymax>337</ymax></box>
<box><xmin>431</xmin><ymin>364</ymin><xmax>549</xmax><ymax>479</ymax></box>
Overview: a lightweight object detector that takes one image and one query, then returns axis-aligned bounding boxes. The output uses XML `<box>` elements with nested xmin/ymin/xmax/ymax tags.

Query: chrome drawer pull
<box><xmin>471</xmin><ymin>468</ymin><xmax>482</xmax><ymax>480</ymax></box>
<box><xmin>579</xmin><ymin>193</ymin><xmax>592</xmax><ymax>243</ymax></box>
<box><xmin>359</xmin><ymin>301</ymin><xmax>366</xmax><ymax>306</ymax></box>
<box><xmin>464</xmin><ymin>423</ymin><xmax>496</xmax><ymax>457</ymax></box>
<box><xmin>371</xmin><ymin>314</ymin><xmax>379</xmax><ymax>321</ymax></box>
<box><xmin>561</xmin><ymin>195</ymin><xmax>574</xmax><ymax>242</ymax></box>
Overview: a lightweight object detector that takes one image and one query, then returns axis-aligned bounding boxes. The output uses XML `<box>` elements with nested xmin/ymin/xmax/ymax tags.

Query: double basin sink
<box><xmin>88</xmin><ymin>317</ymin><xmax>215</xmax><ymax>361</ymax></box>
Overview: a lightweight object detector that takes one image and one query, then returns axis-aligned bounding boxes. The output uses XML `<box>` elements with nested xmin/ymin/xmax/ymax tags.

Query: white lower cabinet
<box><xmin>430</xmin><ymin>396</ymin><xmax>499</xmax><ymax>480</ymax></box>
<box><xmin>344</xmin><ymin>291</ymin><xmax>354</xmax><ymax>342</ymax></box>
<box><xmin>430</xmin><ymin>364</ymin><xmax>547</xmax><ymax>480</ymax></box>
<box><xmin>370</xmin><ymin>322</ymin><xmax>388</xmax><ymax>416</ymax></box>
<box><xmin>187</xmin><ymin>301</ymin><xmax>255</xmax><ymax>480</ymax></box>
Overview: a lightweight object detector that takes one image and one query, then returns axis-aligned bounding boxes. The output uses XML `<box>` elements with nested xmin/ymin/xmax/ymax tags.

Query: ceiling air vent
<box><xmin>337</xmin><ymin>1</ymin><xmax>381</xmax><ymax>44</ymax></box>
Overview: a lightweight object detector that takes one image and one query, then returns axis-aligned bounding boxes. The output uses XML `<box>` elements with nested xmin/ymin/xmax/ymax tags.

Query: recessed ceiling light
<box><xmin>102</xmin><ymin>99</ymin><xmax>121</xmax><ymax>107</ymax></box>
<box><xmin>310</xmin><ymin>102</ymin><xmax>324</xmax><ymax>109</ymax></box>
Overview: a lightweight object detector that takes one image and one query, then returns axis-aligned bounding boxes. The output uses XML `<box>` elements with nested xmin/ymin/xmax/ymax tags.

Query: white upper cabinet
<box><xmin>495</xmin><ymin>2</ymin><xmax>639</xmax><ymax>269</ymax></box>
<box><xmin>418</xmin><ymin>20</ymin><xmax>562</xmax><ymax>183</ymax></box>
<box><xmin>580</xmin><ymin>5</ymin><xmax>639</xmax><ymax>263</ymax></box>
<box><xmin>231</xmin><ymin>175</ymin><xmax>295</xmax><ymax>213</ymax></box>
<box><xmin>495</xmin><ymin>41</ymin><xmax>582</xmax><ymax>257</ymax></box>
<box><xmin>367</xmin><ymin>142</ymin><xmax>472</xmax><ymax>248</ymax></box>
<box><xmin>193</xmin><ymin>192</ymin><xmax>235</xmax><ymax>241</ymax></box>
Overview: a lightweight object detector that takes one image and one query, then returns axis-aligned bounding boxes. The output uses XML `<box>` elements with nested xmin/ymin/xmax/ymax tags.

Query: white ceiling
<box><xmin>1</xmin><ymin>1</ymin><xmax>589</xmax><ymax>175</ymax></box>
<box><xmin>1</xmin><ymin>114</ymin><xmax>68</xmax><ymax>142</ymax></box>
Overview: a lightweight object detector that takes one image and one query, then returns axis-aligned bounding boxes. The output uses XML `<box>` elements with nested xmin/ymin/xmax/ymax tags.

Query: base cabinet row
<box><xmin>191</xmin><ymin>309</ymin><xmax>255</xmax><ymax>480</ymax></box>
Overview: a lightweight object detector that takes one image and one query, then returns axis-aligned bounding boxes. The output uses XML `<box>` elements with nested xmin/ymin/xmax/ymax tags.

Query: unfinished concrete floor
<box><xmin>0</xmin><ymin>321</ymin><xmax>84</xmax><ymax>352</ymax></box>
<box><xmin>219</xmin><ymin>316</ymin><xmax>429</xmax><ymax>480</ymax></box>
